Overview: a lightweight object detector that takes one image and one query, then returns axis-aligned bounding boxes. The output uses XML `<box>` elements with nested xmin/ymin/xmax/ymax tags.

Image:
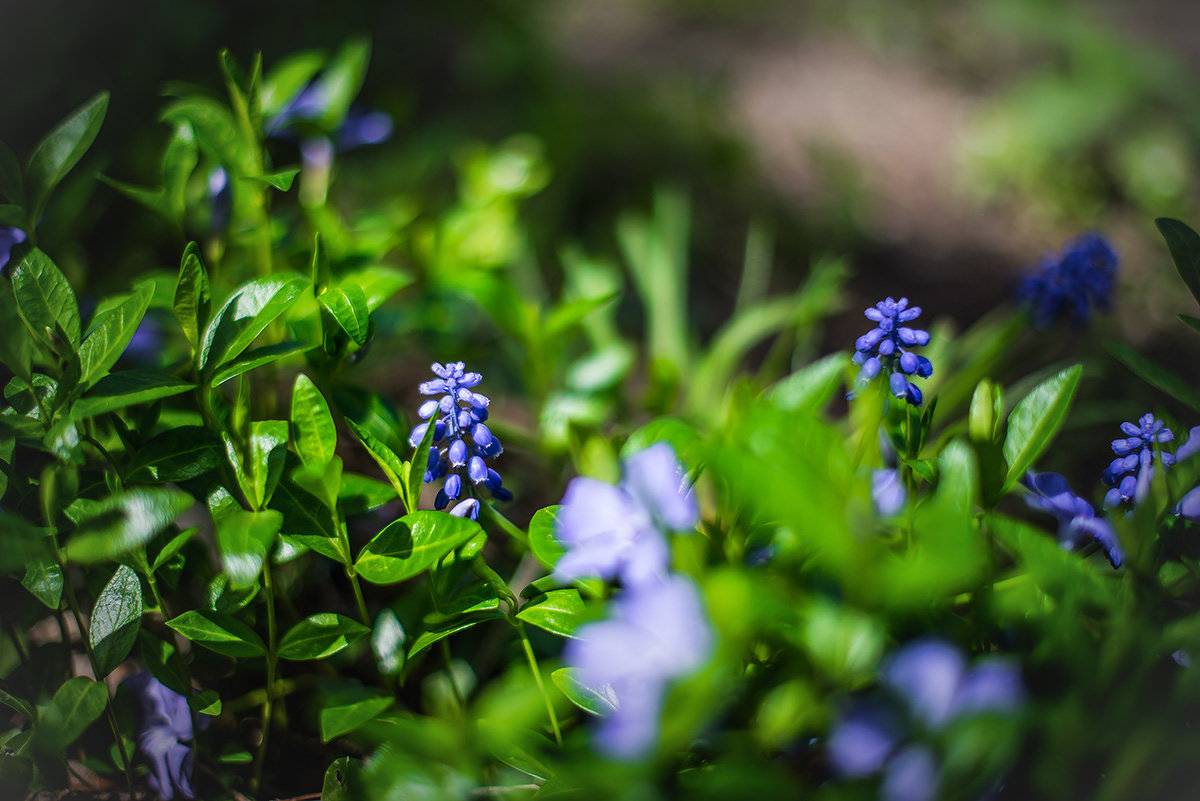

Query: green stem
<box><xmin>347</xmin><ymin>567</ymin><xmax>370</xmax><ymax>627</ymax></box>
<box><xmin>516</xmin><ymin>622</ymin><xmax>562</xmax><ymax>746</ymax></box>
<box><xmin>251</xmin><ymin>561</ymin><xmax>279</xmax><ymax>795</ymax></box>
<box><xmin>441</xmin><ymin>639</ymin><xmax>466</xmax><ymax>711</ymax></box>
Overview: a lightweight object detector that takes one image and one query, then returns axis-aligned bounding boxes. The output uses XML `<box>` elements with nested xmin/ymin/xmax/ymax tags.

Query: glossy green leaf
<box><xmin>1106</xmin><ymin>341</ymin><xmax>1200</xmax><ymax>414</ymax></box>
<box><xmin>138</xmin><ymin>630</ymin><xmax>190</xmax><ymax>697</ymax></box>
<box><xmin>27</xmin><ymin>92</ymin><xmax>109</xmax><ymax>221</ymax></box>
<box><xmin>161</xmin><ymin>98</ymin><xmax>249</xmax><ymax>175</ymax></box>
<box><xmin>37</xmin><ymin>677</ymin><xmax>107</xmax><ymax>749</ymax></box>
<box><xmin>321</xmin><ymin>756</ymin><xmax>357</xmax><ymax>801</ymax></box>
<box><xmin>249</xmin><ymin>168</ymin><xmax>299</xmax><ymax>191</ymax></box>
<box><xmin>0</xmin><ymin>280</ymin><xmax>31</xmax><ymax>378</ymax></box>
<box><xmin>1001</xmin><ymin>364</ymin><xmax>1083</xmax><ymax>491</ymax></box>
<box><xmin>150</xmin><ymin>527</ymin><xmax>197</xmax><ymax>574</ymax></box>
<box><xmin>79</xmin><ymin>285</ymin><xmax>153</xmax><ymax>387</ymax></box>
<box><xmin>188</xmin><ymin>689</ymin><xmax>221</xmax><ymax>716</ymax></box>
<box><xmin>278</xmin><ymin>613</ymin><xmax>370</xmax><ymax>660</ymax></box>
<box><xmin>210</xmin><ymin>341</ymin><xmax>306</xmax><ymax>387</ymax></box>
<box><xmin>21</xmin><ymin>559</ymin><xmax>63</xmax><ymax>609</ymax></box>
<box><xmin>320</xmin><ymin>696</ymin><xmax>393</xmax><ymax>742</ymax></box>
<box><xmin>223</xmin><ymin>420</ymin><xmax>288</xmax><ymax>510</ymax></box>
<box><xmin>0</xmin><ymin>139</ymin><xmax>23</xmax><ymax>205</ymax></box>
<box><xmin>272</xmin><ymin>471</ymin><xmax>346</xmax><ymax>562</ymax></box>
<box><xmin>346</xmin><ymin>418</ymin><xmax>406</xmax><ymax>499</ymax></box>
<box><xmin>516</xmin><ymin>589</ymin><xmax>584</xmax><ymax>638</ymax></box>
<box><xmin>199</xmin><ymin>274</ymin><xmax>308</xmax><ymax>373</ymax></box>
<box><xmin>356</xmin><ymin>512</ymin><xmax>483</xmax><ymax>585</ymax></box>
<box><xmin>315</xmin><ymin>38</ymin><xmax>371</xmax><ymax>130</ymax></box>
<box><xmin>127</xmin><ymin>426</ymin><xmax>223</xmax><ymax>483</ymax></box>
<box><xmin>173</xmin><ymin>242</ymin><xmax>210</xmax><ymax>355</ymax></box>
<box><xmin>339</xmin><ymin>473</ymin><xmax>397</xmax><ymax>516</ymax></box>
<box><xmin>64</xmin><ymin>486</ymin><xmax>194</xmax><ymax>563</ymax></box>
<box><xmin>292</xmin><ymin>373</ymin><xmax>337</xmax><ymax>467</ymax></box>
<box><xmin>372</xmin><ymin>609</ymin><xmax>405</xmax><ymax>676</ymax></box>
<box><xmin>769</xmin><ymin>352</ymin><xmax>848</xmax><ymax>412</ymax></box>
<box><xmin>0</xmin><ymin>686</ymin><xmax>36</xmax><ymax>722</ymax></box>
<box><xmin>88</xmin><ymin>565</ymin><xmax>143</xmax><ymax>678</ymax></box>
<box><xmin>337</xmin><ymin>264</ymin><xmax>411</xmax><ymax>312</ymax></box>
<box><xmin>292</xmin><ymin>456</ymin><xmax>343</xmax><ymax>511</ymax></box>
<box><xmin>11</xmin><ymin>248</ymin><xmax>81</xmax><ymax>353</ymax></box>
<box><xmin>262</xmin><ymin>50</ymin><xmax>324</xmax><ymax>117</ymax></box>
<box><xmin>97</xmin><ymin>175</ymin><xmax>168</xmax><ymax>218</ymax></box>
<box><xmin>551</xmin><ymin>668</ymin><xmax>615</xmax><ymax>716</ymax></box>
<box><xmin>404</xmin><ymin>415</ymin><xmax>437</xmax><ymax>517</ymax></box>
<box><xmin>407</xmin><ymin>613</ymin><xmax>502</xmax><ymax>659</ymax></box>
<box><xmin>162</xmin><ymin>124</ymin><xmax>199</xmax><ymax>221</ymax></box>
<box><xmin>1157</xmin><ymin>217</ymin><xmax>1200</xmax><ymax>307</ymax></box>
<box><xmin>528</xmin><ymin>505</ymin><xmax>565</xmax><ymax>570</ymax></box>
<box><xmin>319</xmin><ymin>286</ymin><xmax>370</xmax><ymax>346</ymax></box>
<box><xmin>72</xmin><ymin>370</ymin><xmax>194</xmax><ymax>419</ymax></box>
<box><xmin>167</xmin><ymin>610</ymin><xmax>266</xmax><ymax>658</ymax></box>
<box><xmin>216</xmin><ymin>509</ymin><xmax>282</xmax><ymax>589</ymax></box>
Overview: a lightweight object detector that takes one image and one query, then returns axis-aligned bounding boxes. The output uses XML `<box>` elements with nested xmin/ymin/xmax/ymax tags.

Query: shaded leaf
<box><xmin>167</xmin><ymin>610</ymin><xmax>267</xmax><ymax>658</ymax></box>
<box><xmin>79</xmin><ymin>285</ymin><xmax>153</xmax><ymax>387</ymax></box>
<box><xmin>210</xmin><ymin>341</ymin><xmax>306</xmax><ymax>387</ymax></box>
<box><xmin>319</xmin><ymin>286</ymin><xmax>370</xmax><ymax>346</ymax></box>
<box><xmin>199</xmin><ymin>274</ymin><xmax>308</xmax><ymax>373</ymax></box>
<box><xmin>216</xmin><ymin>509</ymin><xmax>282</xmax><ymax>589</ymax></box>
<box><xmin>21</xmin><ymin>559</ymin><xmax>62</xmax><ymax>609</ymax></box>
<box><xmin>72</xmin><ymin>370</ymin><xmax>194</xmax><ymax>419</ymax></box>
<box><xmin>1157</xmin><ymin>217</ymin><xmax>1200</xmax><ymax>308</ymax></box>
<box><xmin>320</xmin><ymin>696</ymin><xmax>393</xmax><ymax>742</ymax></box>
<box><xmin>278</xmin><ymin>613</ymin><xmax>370</xmax><ymax>660</ymax></box>
<box><xmin>27</xmin><ymin>92</ymin><xmax>109</xmax><ymax>220</ymax></box>
<box><xmin>88</xmin><ymin>565</ymin><xmax>143</xmax><ymax>678</ymax></box>
<box><xmin>355</xmin><ymin>512</ymin><xmax>483</xmax><ymax>585</ymax></box>
<box><xmin>37</xmin><ymin>677</ymin><xmax>107</xmax><ymax>749</ymax></box>
<box><xmin>64</xmin><ymin>487</ymin><xmax>194</xmax><ymax>563</ymax></box>
<box><xmin>11</xmin><ymin>248</ymin><xmax>81</xmax><ymax>353</ymax></box>
<box><xmin>173</xmin><ymin>242</ymin><xmax>210</xmax><ymax>355</ymax></box>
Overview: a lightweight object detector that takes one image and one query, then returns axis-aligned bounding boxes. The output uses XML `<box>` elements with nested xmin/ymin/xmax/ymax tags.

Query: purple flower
<box><xmin>123</xmin><ymin>672</ymin><xmax>195</xmax><ymax>800</ymax></box>
<box><xmin>207</xmin><ymin>167</ymin><xmax>231</xmax><ymax>233</ymax></box>
<box><xmin>872</xmin><ymin>469</ymin><xmax>907</xmax><ymax>518</ymax></box>
<box><xmin>0</xmin><ymin>226</ymin><xmax>27</xmax><ymax>273</ymax></box>
<box><xmin>409</xmin><ymin>361</ymin><xmax>510</xmax><ymax>517</ymax></box>
<box><xmin>1017</xmin><ymin>232</ymin><xmax>1118</xmax><ymax>328</ymax></box>
<box><xmin>851</xmin><ymin>297</ymin><xmax>932</xmax><ymax>407</ymax></box>
<box><xmin>554</xmin><ymin>443</ymin><xmax>698</xmax><ymax>587</ymax></box>
<box><xmin>1021</xmin><ymin>471</ymin><xmax>1124</xmax><ymax>568</ymax></box>
<box><xmin>564</xmin><ymin>575</ymin><xmax>712</xmax><ymax>759</ymax></box>
<box><xmin>267</xmin><ymin>81</ymin><xmax>392</xmax><ymax>154</ymax></box>
<box><xmin>1101</xmin><ymin>413</ymin><xmax>1174</xmax><ymax>510</ymax></box>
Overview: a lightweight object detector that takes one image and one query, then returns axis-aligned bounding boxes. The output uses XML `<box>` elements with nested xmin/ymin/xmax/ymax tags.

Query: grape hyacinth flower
<box><xmin>123</xmin><ymin>672</ymin><xmax>196</xmax><ymax>801</ymax></box>
<box><xmin>851</xmin><ymin>297</ymin><xmax>932</xmax><ymax>407</ymax></box>
<box><xmin>554</xmin><ymin>443</ymin><xmax>698</xmax><ymax>588</ymax></box>
<box><xmin>0</xmin><ymin>226</ymin><xmax>27</xmax><ymax>273</ymax></box>
<box><xmin>409</xmin><ymin>362</ymin><xmax>510</xmax><ymax>519</ymax></box>
<box><xmin>564</xmin><ymin>574</ymin><xmax>712</xmax><ymax>759</ymax></box>
<box><xmin>1021</xmin><ymin>471</ymin><xmax>1124</xmax><ymax>568</ymax></box>
<box><xmin>1101</xmin><ymin>413</ymin><xmax>1175</xmax><ymax>510</ymax></box>
<box><xmin>828</xmin><ymin>640</ymin><xmax>1023</xmax><ymax>801</ymax></box>
<box><xmin>1017</xmin><ymin>232</ymin><xmax>1118</xmax><ymax>328</ymax></box>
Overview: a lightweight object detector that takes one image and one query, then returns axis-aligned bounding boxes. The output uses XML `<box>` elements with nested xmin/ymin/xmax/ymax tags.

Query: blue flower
<box><xmin>1101</xmin><ymin>413</ymin><xmax>1174</xmax><ymax>510</ymax></box>
<box><xmin>207</xmin><ymin>167</ymin><xmax>231</xmax><ymax>233</ymax></box>
<box><xmin>851</xmin><ymin>297</ymin><xmax>932</xmax><ymax>407</ymax></box>
<box><xmin>872</xmin><ymin>469</ymin><xmax>907</xmax><ymax>518</ymax></box>
<box><xmin>0</xmin><ymin>226</ymin><xmax>27</xmax><ymax>273</ymax></box>
<box><xmin>554</xmin><ymin>443</ymin><xmax>698</xmax><ymax>587</ymax></box>
<box><xmin>1021</xmin><ymin>470</ymin><xmax>1124</xmax><ymax>568</ymax></box>
<box><xmin>408</xmin><ymin>361</ymin><xmax>510</xmax><ymax>518</ymax></box>
<box><xmin>123</xmin><ymin>672</ymin><xmax>196</xmax><ymax>801</ymax></box>
<box><xmin>828</xmin><ymin>639</ymin><xmax>1023</xmax><ymax>801</ymax></box>
<box><xmin>563</xmin><ymin>574</ymin><xmax>712</xmax><ymax>759</ymax></box>
<box><xmin>1017</xmin><ymin>232</ymin><xmax>1118</xmax><ymax>328</ymax></box>
<box><xmin>267</xmin><ymin>81</ymin><xmax>393</xmax><ymax>153</ymax></box>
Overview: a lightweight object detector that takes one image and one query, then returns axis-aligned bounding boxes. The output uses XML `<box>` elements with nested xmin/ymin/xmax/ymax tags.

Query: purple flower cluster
<box><xmin>409</xmin><ymin>361</ymin><xmax>510</xmax><ymax>519</ymax></box>
<box><xmin>828</xmin><ymin>640</ymin><xmax>1023</xmax><ymax>801</ymax></box>
<box><xmin>1101</xmin><ymin>413</ymin><xmax>1174</xmax><ymax>510</ymax></box>
<box><xmin>1022</xmin><ymin>471</ymin><xmax>1125</xmax><ymax>568</ymax></box>
<box><xmin>1017</xmin><ymin>232</ymin><xmax>1118</xmax><ymax>328</ymax></box>
<box><xmin>851</xmin><ymin>297</ymin><xmax>932</xmax><ymax>407</ymax></box>
<box><xmin>556</xmin><ymin>444</ymin><xmax>711</xmax><ymax>758</ymax></box>
<box><xmin>123</xmin><ymin>672</ymin><xmax>196</xmax><ymax>801</ymax></box>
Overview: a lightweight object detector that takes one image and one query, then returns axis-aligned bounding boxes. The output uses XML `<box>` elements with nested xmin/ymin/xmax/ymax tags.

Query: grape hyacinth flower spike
<box><xmin>1101</xmin><ymin>413</ymin><xmax>1174</xmax><ymax>510</ymax></box>
<box><xmin>851</xmin><ymin>297</ymin><xmax>932</xmax><ymax>406</ymax></box>
<box><xmin>1021</xmin><ymin>470</ymin><xmax>1124</xmax><ymax>568</ymax></box>
<box><xmin>409</xmin><ymin>361</ymin><xmax>511</xmax><ymax>520</ymax></box>
<box><xmin>1017</xmin><ymin>232</ymin><xmax>1118</xmax><ymax>328</ymax></box>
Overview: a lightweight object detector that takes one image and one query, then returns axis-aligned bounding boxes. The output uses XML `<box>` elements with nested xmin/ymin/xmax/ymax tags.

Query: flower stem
<box><xmin>251</xmin><ymin>561</ymin><xmax>279</xmax><ymax>795</ymax></box>
<box><xmin>516</xmin><ymin>621</ymin><xmax>562</xmax><ymax>746</ymax></box>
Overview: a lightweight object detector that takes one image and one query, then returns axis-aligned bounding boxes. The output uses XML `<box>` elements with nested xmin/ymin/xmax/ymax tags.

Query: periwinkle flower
<box><xmin>0</xmin><ymin>226</ymin><xmax>27</xmax><ymax>273</ymax></box>
<box><xmin>828</xmin><ymin>639</ymin><xmax>1023</xmax><ymax>801</ymax></box>
<box><xmin>851</xmin><ymin>297</ymin><xmax>932</xmax><ymax>407</ymax></box>
<box><xmin>1021</xmin><ymin>471</ymin><xmax>1124</xmax><ymax>568</ymax></box>
<box><xmin>872</xmin><ymin>469</ymin><xmax>907</xmax><ymax>518</ymax></box>
<box><xmin>564</xmin><ymin>574</ymin><xmax>712</xmax><ymax>759</ymax></box>
<box><xmin>554</xmin><ymin>443</ymin><xmax>698</xmax><ymax>588</ymax></box>
<box><xmin>1101</xmin><ymin>413</ymin><xmax>1174</xmax><ymax>510</ymax></box>
<box><xmin>409</xmin><ymin>361</ymin><xmax>510</xmax><ymax>519</ymax></box>
<box><xmin>267</xmin><ymin>80</ymin><xmax>393</xmax><ymax>154</ymax></box>
<box><xmin>123</xmin><ymin>672</ymin><xmax>196</xmax><ymax>801</ymax></box>
<box><xmin>1017</xmin><ymin>232</ymin><xmax>1118</xmax><ymax>328</ymax></box>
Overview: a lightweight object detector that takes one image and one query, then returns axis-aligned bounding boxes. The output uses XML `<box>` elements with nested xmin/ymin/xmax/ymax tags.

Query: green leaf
<box><xmin>292</xmin><ymin>456</ymin><xmax>343</xmax><ymax>511</ymax></box>
<box><xmin>216</xmin><ymin>509</ymin><xmax>282</xmax><ymax>589</ymax></box>
<box><xmin>97</xmin><ymin>175</ymin><xmax>168</xmax><ymax>218</ymax></box>
<box><xmin>27</xmin><ymin>92</ymin><xmax>109</xmax><ymax>221</ymax></box>
<box><xmin>278</xmin><ymin>613</ymin><xmax>370</xmax><ymax>660</ymax></box>
<box><xmin>339</xmin><ymin>473</ymin><xmax>397</xmax><ymax>516</ymax></box>
<box><xmin>161</xmin><ymin>98</ymin><xmax>249</xmax><ymax>175</ymax></box>
<box><xmin>551</xmin><ymin>668</ymin><xmax>615</xmax><ymax>716</ymax></box>
<box><xmin>319</xmin><ymin>286</ymin><xmax>371</xmax><ymax>347</ymax></box>
<box><xmin>0</xmin><ymin>139</ymin><xmax>24</xmax><ymax>205</ymax></box>
<box><xmin>272</xmin><ymin>470</ymin><xmax>346</xmax><ymax>562</ymax></box>
<box><xmin>311</xmin><ymin>232</ymin><xmax>331</xmax><ymax>291</ymax></box>
<box><xmin>292</xmin><ymin>373</ymin><xmax>337</xmax><ymax>467</ymax></box>
<box><xmin>1157</xmin><ymin>217</ymin><xmax>1200</xmax><ymax>307</ymax></box>
<box><xmin>528</xmin><ymin>506</ymin><xmax>565</xmax><ymax>570</ymax></box>
<box><xmin>138</xmin><ymin>630</ymin><xmax>191</xmax><ymax>697</ymax></box>
<box><xmin>621</xmin><ymin>417</ymin><xmax>701</xmax><ymax>465</ymax></box>
<box><xmin>1001</xmin><ymin>364</ymin><xmax>1083</xmax><ymax>491</ymax></box>
<box><xmin>222</xmin><ymin>420</ymin><xmax>289</xmax><ymax>510</ymax></box>
<box><xmin>0</xmin><ymin>203</ymin><xmax>25</xmax><ymax>227</ymax></box>
<box><xmin>21</xmin><ymin>560</ymin><xmax>63</xmax><ymax>609</ymax></box>
<box><xmin>1106</xmin><ymin>341</ymin><xmax>1200</xmax><ymax>414</ymax></box>
<box><xmin>188</xmin><ymin>689</ymin><xmax>221</xmax><ymax>716</ymax></box>
<box><xmin>769</xmin><ymin>352</ymin><xmax>848</xmax><ymax>412</ymax></box>
<box><xmin>407</xmin><ymin>613</ymin><xmax>501</xmax><ymax>659</ymax></box>
<box><xmin>127</xmin><ymin>426</ymin><xmax>223</xmax><ymax>483</ymax></box>
<box><xmin>150</xmin><ymin>527</ymin><xmax>197</xmax><ymax>574</ymax></box>
<box><xmin>320</xmin><ymin>696</ymin><xmax>393</xmax><ymax>742</ymax></box>
<box><xmin>372</xmin><ymin>609</ymin><xmax>405</xmax><ymax>675</ymax></box>
<box><xmin>209</xmin><ymin>341</ymin><xmax>306</xmax><ymax>387</ymax></box>
<box><xmin>346</xmin><ymin>418</ymin><xmax>406</xmax><ymax>499</ymax></box>
<box><xmin>337</xmin><ymin>264</ymin><xmax>411</xmax><ymax>312</ymax></box>
<box><xmin>1179</xmin><ymin>314</ymin><xmax>1200</xmax><ymax>336</ymax></box>
<box><xmin>79</xmin><ymin>285</ymin><xmax>153</xmax><ymax>388</ymax></box>
<box><xmin>173</xmin><ymin>242</ymin><xmax>211</xmax><ymax>356</ymax></box>
<box><xmin>249</xmin><ymin>168</ymin><xmax>299</xmax><ymax>192</ymax></box>
<box><xmin>0</xmin><ymin>686</ymin><xmax>36</xmax><ymax>722</ymax></box>
<box><xmin>166</xmin><ymin>610</ymin><xmax>266</xmax><ymax>658</ymax></box>
<box><xmin>0</xmin><ymin>279</ymin><xmax>32</xmax><ymax>378</ymax></box>
<box><xmin>262</xmin><ymin>50</ymin><xmax>325</xmax><ymax>117</ymax></box>
<box><xmin>37</xmin><ymin>677</ymin><xmax>107</xmax><ymax>749</ymax></box>
<box><xmin>321</xmin><ymin>756</ymin><xmax>357</xmax><ymax>801</ymax></box>
<box><xmin>516</xmin><ymin>589</ymin><xmax>584</xmax><ymax>638</ymax></box>
<box><xmin>64</xmin><ymin>487</ymin><xmax>194</xmax><ymax>563</ymax></box>
<box><xmin>356</xmin><ymin>512</ymin><xmax>483</xmax><ymax>585</ymax></box>
<box><xmin>315</xmin><ymin>39</ymin><xmax>371</xmax><ymax>130</ymax></box>
<box><xmin>199</xmin><ymin>274</ymin><xmax>308</xmax><ymax>373</ymax></box>
<box><xmin>404</xmin><ymin>416</ymin><xmax>437</xmax><ymax>517</ymax></box>
<box><xmin>11</xmin><ymin>248</ymin><xmax>81</xmax><ymax>353</ymax></box>
<box><xmin>162</xmin><ymin>125</ymin><xmax>199</xmax><ymax>221</ymax></box>
<box><xmin>72</xmin><ymin>370</ymin><xmax>194</xmax><ymax>419</ymax></box>
<box><xmin>88</xmin><ymin>565</ymin><xmax>143</xmax><ymax>678</ymax></box>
